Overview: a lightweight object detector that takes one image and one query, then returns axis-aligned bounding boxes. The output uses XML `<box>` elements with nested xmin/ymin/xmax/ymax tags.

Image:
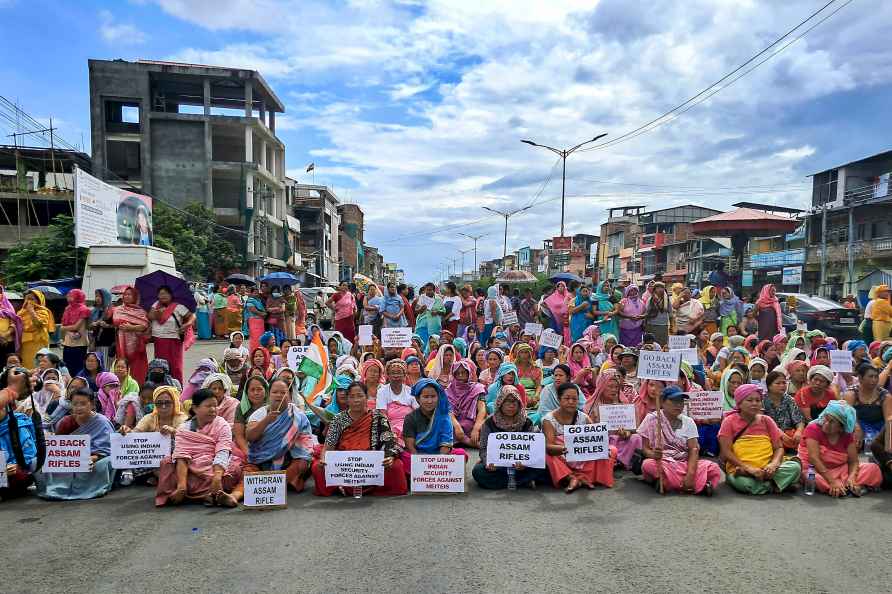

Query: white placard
<box><xmin>686</xmin><ymin>391</ymin><xmax>723</xmax><ymax>421</ymax></box>
<box><xmin>564</xmin><ymin>423</ymin><xmax>610</xmax><ymax>462</ymax></box>
<box><xmin>524</xmin><ymin>322</ymin><xmax>543</xmax><ymax>337</ymax></box>
<box><xmin>243</xmin><ymin>471</ymin><xmax>287</xmax><ymax>508</ymax></box>
<box><xmin>357</xmin><ymin>325</ymin><xmax>374</xmax><ymax>346</ymax></box>
<box><xmin>0</xmin><ymin>451</ymin><xmax>6</xmax><ymax>488</ymax></box>
<box><xmin>324</xmin><ymin>450</ymin><xmax>385</xmax><ymax>486</ymax></box>
<box><xmin>599</xmin><ymin>404</ymin><xmax>637</xmax><ymax>431</ymax></box>
<box><xmin>110</xmin><ymin>432</ymin><xmax>171</xmax><ymax>469</ymax></box>
<box><xmin>410</xmin><ymin>454</ymin><xmax>465</xmax><ymax>493</ymax></box>
<box><xmin>638</xmin><ymin>350</ymin><xmax>682</xmax><ymax>381</ymax></box>
<box><xmin>485</xmin><ymin>432</ymin><xmax>546</xmax><ymax>468</ymax></box>
<box><xmin>381</xmin><ymin>327</ymin><xmax>412</xmax><ymax>348</ymax></box>
<box><xmin>829</xmin><ymin>350</ymin><xmax>853</xmax><ymax>373</ymax></box>
<box><xmin>668</xmin><ymin>335</ymin><xmax>691</xmax><ymax>350</ymax></box>
<box><xmin>287</xmin><ymin>346</ymin><xmax>311</xmax><ymax>369</ymax></box>
<box><xmin>796</xmin><ymin>321</ymin><xmax>807</xmax><ymax>333</ymax></box>
<box><xmin>677</xmin><ymin>348</ymin><xmax>700</xmax><ymax>365</ymax></box>
<box><xmin>539</xmin><ymin>330</ymin><xmax>563</xmax><ymax>350</ymax></box>
<box><xmin>501</xmin><ymin>311</ymin><xmax>518</xmax><ymax>325</ymax></box>
<box><xmin>44</xmin><ymin>434</ymin><xmax>91</xmax><ymax>473</ymax></box>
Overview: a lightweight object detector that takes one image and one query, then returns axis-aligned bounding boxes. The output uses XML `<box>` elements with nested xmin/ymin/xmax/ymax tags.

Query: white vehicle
<box><xmin>81</xmin><ymin>245</ymin><xmax>180</xmax><ymax>301</ymax></box>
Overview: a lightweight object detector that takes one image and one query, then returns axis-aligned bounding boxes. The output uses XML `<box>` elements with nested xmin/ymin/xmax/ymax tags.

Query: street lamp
<box><xmin>521</xmin><ymin>132</ymin><xmax>608</xmax><ymax>237</ymax></box>
<box><xmin>458</xmin><ymin>248</ymin><xmax>473</xmax><ymax>281</ymax></box>
<box><xmin>459</xmin><ymin>232</ymin><xmax>485</xmax><ymax>279</ymax></box>
<box><xmin>482</xmin><ymin>204</ymin><xmax>534</xmax><ymax>260</ymax></box>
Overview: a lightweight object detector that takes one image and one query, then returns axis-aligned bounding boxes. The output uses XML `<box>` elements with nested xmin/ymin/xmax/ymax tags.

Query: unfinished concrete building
<box><xmin>290</xmin><ymin>183</ymin><xmax>340</xmax><ymax>286</ymax></box>
<box><xmin>88</xmin><ymin>59</ymin><xmax>299</xmax><ymax>276</ymax></box>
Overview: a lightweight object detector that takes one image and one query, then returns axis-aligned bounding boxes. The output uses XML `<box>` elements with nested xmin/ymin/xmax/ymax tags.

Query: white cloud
<box><xmin>99</xmin><ymin>10</ymin><xmax>147</xmax><ymax>44</ymax></box>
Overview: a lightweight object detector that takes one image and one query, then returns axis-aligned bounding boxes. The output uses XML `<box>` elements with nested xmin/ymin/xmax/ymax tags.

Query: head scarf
<box><xmin>719</xmin><ymin>366</ymin><xmax>745</xmax><ymax>411</ymax></box>
<box><xmin>327</xmin><ymin>331</ymin><xmax>353</xmax><ymax>356</ymax></box>
<box><xmin>785</xmin><ymin>359</ymin><xmax>809</xmax><ymax>381</ymax></box>
<box><xmin>810</xmin><ymin>346</ymin><xmax>830</xmax><ymax>366</ymax></box>
<box><xmin>486</xmin><ymin>361</ymin><xmax>523</xmax><ymax>406</ymax></box>
<box><xmin>733</xmin><ymin>383</ymin><xmax>763</xmax><ymax>409</ymax></box>
<box><xmin>807</xmin><ymin>365</ymin><xmax>833</xmax><ymax>383</ymax></box>
<box><xmin>846</xmin><ymin>340</ymin><xmax>867</xmax><ymax>355</ymax></box>
<box><xmin>62</xmin><ymin>289</ymin><xmax>91</xmax><ymax>326</ymax></box>
<box><xmin>410</xmin><ymin>378</ymin><xmax>454</xmax><ymax>451</ymax></box>
<box><xmin>229</xmin><ymin>331</ymin><xmax>246</xmax><ymax>347</ymax></box>
<box><xmin>430</xmin><ymin>344</ymin><xmax>458</xmax><ymax>382</ymax></box>
<box><xmin>150</xmin><ymin>385</ymin><xmax>183</xmax><ymax>418</ymax></box>
<box><xmin>19</xmin><ymin>290</ymin><xmax>56</xmax><ymax>333</ymax></box>
<box><xmin>95</xmin><ymin>371</ymin><xmax>121</xmax><ymax>420</ymax></box>
<box><xmin>259</xmin><ymin>331</ymin><xmax>277</xmax><ymax>350</ymax></box>
<box><xmin>748</xmin><ymin>357</ymin><xmax>768</xmax><ymax>372</ymax></box>
<box><xmin>0</xmin><ymin>286</ymin><xmax>23</xmax><ymax>351</ymax></box>
<box><xmin>699</xmin><ymin>285</ymin><xmax>715</xmax><ymax>307</ymax></box>
<box><xmin>590</xmin><ymin>368</ymin><xmax>626</xmax><ymax>405</ymax></box>
<box><xmin>201</xmin><ymin>372</ymin><xmax>234</xmax><ymax>395</ymax></box>
<box><xmin>567</xmin><ymin>341</ymin><xmax>592</xmax><ymax>379</ymax></box>
<box><xmin>717</xmin><ymin>287</ymin><xmax>742</xmax><ymax>318</ymax></box>
<box><xmin>621</xmin><ymin>285</ymin><xmax>644</xmax><ymax>315</ymax></box>
<box><xmin>325</xmin><ymin>375</ymin><xmax>354</xmax><ymax>415</ymax></box>
<box><xmin>188</xmin><ymin>357</ymin><xmax>219</xmax><ymax>388</ymax></box>
<box><xmin>452</xmin><ymin>337</ymin><xmax>468</xmax><ymax>358</ymax></box>
<box><xmin>91</xmin><ymin>288</ymin><xmax>113</xmax><ymax>323</ymax></box>
<box><xmin>812</xmin><ymin>399</ymin><xmax>856</xmax><ymax>434</ymax></box>
<box><xmin>360</xmin><ymin>358</ymin><xmax>386</xmax><ymax>385</ymax></box>
<box><xmin>744</xmin><ymin>335</ymin><xmax>759</xmax><ymax>352</ymax></box>
<box><xmin>544</xmin><ymin>282</ymin><xmax>569</xmax><ymax>326</ymax></box>
<box><xmin>147</xmin><ymin>358</ymin><xmax>175</xmax><ymax>386</ymax></box>
<box><xmin>79</xmin><ymin>351</ymin><xmax>106</xmax><ymax>378</ymax></box>
<box><xmin>492</xmin><ymin>385</ymin><xmax>527</xmax><ymax>431</ymax></box>
<box><xmin>385</xmin><ymin>358</ymin><xmax>408</xmax><ymax>379</ymax></box>
<box><xmin>238</xmin><ymin>375</ymin><xmax>269</xmax><ymax>415</ymax></box>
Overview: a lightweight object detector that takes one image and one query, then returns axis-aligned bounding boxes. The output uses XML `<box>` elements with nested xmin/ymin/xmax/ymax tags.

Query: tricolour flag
<box><xmin>306</xmin><ymin>162</ymin><xmax>315</xmax><ymax>173</ymax></box>
<box><xmin>299</xmin><ymin>330</ymin><xmax>334</xmax><ymax>402</ymax></box>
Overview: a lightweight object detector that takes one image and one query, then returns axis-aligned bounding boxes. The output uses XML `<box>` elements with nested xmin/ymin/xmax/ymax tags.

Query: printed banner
<box><xmin>44</xmin><ymin>434</ymin><xmax>91</xmax><ymax>473</ymax></box>
<box><xmin>485</xmin><ymin>432</ymin><xmax>546</xmax><ymax>468</ymax></box>
<box><xmin>74</xmin><ymin>168</ymin><xmax>153</xmax><ymax>248</ymax></box>
<box><xmin>110</xmin><ymin>432</ymin><xmax>171</xmax><ymax>469</ymax></box>
<box><xmin>564</xmin><ymin>423</ymin><xmax>610</xmax><ymax>462</ymax></box>
<box><xmin>410</xmin><ymin>454</ymin><xmax>465</xmax><ymax>493</ymax></box>
<box><xmin>324</xmin><ymin>450</ymin><xmax>385</xmax><ymax>486</ymax></box>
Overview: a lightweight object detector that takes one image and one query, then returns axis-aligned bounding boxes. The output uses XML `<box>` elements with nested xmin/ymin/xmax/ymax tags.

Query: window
<box><xmin>106</xmin><ymin>140</ymin><xmax>141</xmax><ymax>180</ymax></box>
<box><xmin>105</xmin><ymin>100</ymin><xmax>141</xmax><ymax>133</ymax></box>
<box><xmin>872</xmin><ymin>221</ymin><xmax>892</xmax><ymax>239</ymax></box>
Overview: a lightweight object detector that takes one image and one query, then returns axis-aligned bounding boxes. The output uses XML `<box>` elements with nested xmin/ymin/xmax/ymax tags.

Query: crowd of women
<box><xmin>2</xmin><ymin>277</ymin><xmax>892</xmax><ymax>505</ymax></box>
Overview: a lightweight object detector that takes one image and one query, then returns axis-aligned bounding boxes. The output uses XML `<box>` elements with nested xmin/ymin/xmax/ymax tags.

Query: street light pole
<box><xmin>458</xmin><ymin>248</ymin><xmax>472</xmax><ymax>281</ymax></box>
<box><xmin>482</xmin><ymin>205</ymin><xmax>534</xmax><ymax>261</ymax></box>
<box><xmin>521</xmin><ymin>132</ymin><xmax>608</xmax><ymax>237</ymax></box>
<box><xmin>459</xmin><ymin>232</ymin><xmax>485</xmax><ymax>279</ymax></box>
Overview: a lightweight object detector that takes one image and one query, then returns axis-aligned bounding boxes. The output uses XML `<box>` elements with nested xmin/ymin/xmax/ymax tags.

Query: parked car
<box><xmin>778</xmin><ymin>293</ymin><xmax>862</xmax><ymax>341</ymax></box>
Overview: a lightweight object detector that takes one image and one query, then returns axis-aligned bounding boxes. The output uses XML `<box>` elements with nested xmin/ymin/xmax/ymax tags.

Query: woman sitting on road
<box><xmin>0</xmin><ymin>368</ymin><xmax>40</xmax><ymax>499</ymax></box>
<box><xmin>446</xmin><ymin>360</ymin><xmax>486</xmax><ymax>447</ymax></box>
<box><xmin>155</xmin><ymin>388</ymin><xmax>243</xmax><ymax>507</ymax></box>
<box><xmin>794</xmin><ymin>365</ymin><xmax>838</xmax><ymax>422</ymax></box>
<box><xmin>232</xmin><ymin>375</ymin><xmax>268</xmax><ymax>455</ymax></box>
<box><xmin>535</xmin><ymin>364</ymin><xmax>583</xmax><ymax>426</ymax></box>
<box><xmin>718</xmin><ymin>384</ymin><xmax>801</xmax><ymax>495</ymax></box>
<box><xmin>200</xmin><ymin>373</ymin><xmax>238</xmax><ymax>425</ymax></box>
<box><xmin>400</xmin><ymin>378</ymin><xmax>466</xmax><ymax>470</ymax></box>
<box><xmin>761</xmin><ymin>371</ymin><xmax>805</xmax><ymax>453</ymax></box>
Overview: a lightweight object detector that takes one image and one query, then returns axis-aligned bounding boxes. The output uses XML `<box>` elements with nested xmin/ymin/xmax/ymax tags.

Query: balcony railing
<box><xmin>844</xmin><ymin>179</ymin><xmax>890</xmax><ymax>204</ymax></box>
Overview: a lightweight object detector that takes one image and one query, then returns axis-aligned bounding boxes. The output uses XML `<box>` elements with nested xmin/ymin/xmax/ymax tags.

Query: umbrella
<box><xmin>495</xmin><ymin>270</ymin><xmax>538</xmax><ymax>284</ymax></box>
<box><xmin>225</xmin><ymin>273</ymin><xmax>256</xmax><ymax>286</ymax></box>
<box><xmin>353</xmin><ymin>273</ymin><xmax>380</xmax><ymax>293</ymax></box>
<box><xmin>29</xmin><ymin>286</ymin><xmax>65</xmax><ymax>299</ymax></box>
<box><xmin>260</xmin><ymin>272</ymin><xmax>299</xmax><ymax>286</ymax></box>
<box><xmin>549</xmin><ymin>272</ymin><xmax>583</xmax><ymax>284</ymax></box>
<box><xmin>135</xmin><ymin>270</ymin><xmax>197</xmax><ymax>312</ymax></box>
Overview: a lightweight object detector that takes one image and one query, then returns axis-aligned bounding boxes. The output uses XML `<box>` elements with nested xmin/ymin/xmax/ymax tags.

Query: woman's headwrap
<box><xmin>492</xmin><ymin>385</ymin><xmax>527</xmax><ymax>431</ymax></box>
<box><xmin>400</xmin><ymin>347</ymin><xmax>416</xmax><ymax>360</ymax></box>
<box><xmin>728</xmin><ymin>335</ymin><xmax>746</xmax><ymax>349</ymax></box>
<box><xmin>409</xmin><ymin>378</ymin><xmax>454</xmax><ymax>451</ymax></box>
<box><xmin>259</xmin><ymin>331</ymin><xmax>276</xmax><ymax>349</ymax></box>
<box><xmin>188</xmin><ymin>357</ymin><xmax>219</xmax><ymax>387</ymax></box>
<box><xmin>151</xmin><ymin>385</ymin><xmax>183</xmax><ymax>417</ymax></box>
<box><xmin>748</xmin><ymin>357</ymin><xmax>768</xmax><ymax>372</ymax></box>
<box><xmin>807</xmin><ymin>365</ymin><xmax>833</xmax><ymax>383</ymax></box>
<box><xmin>452</xmin><ymin>337</ymin><xmax>468</xmax><ymax>358</ymax></box>
<box><xmin>869</xmin><ymin>341</ymin><xmax>882</xmax><ymax>357</ymax></box>
<box><xmin>360</xmin><ymin>358</ymin><xmax>386</xmax><ymax>385</ymax></box>
<box><xmin>743</xmin><ymin>335</ymin><xmax>759</xmax><ymax>351</ymax></box>
<box><xmin>709</xmin><ymin>332</ymin><xmax>724</xmax><ymax>344</ymax></box>
<box><xmin>882</xmin><ymin>346</ymin><xmax>892</xmax><ymax>365</ymax></box>
<box><xmin>785</xmin><ymin>359</ymin><xmax>809</xmax><ymax>379</ymax></box>
<box><xmin>814</xmin><ymin>399</ymin><xmax>856</xmax><ymax>434</ymax></box>
<box><xmin>733</xmin><ymin>383</ymin><xmax>763</xmax><ymax>409</ymax></box>
<box><xmin>201</xmin><ymin>372</ymin><xmax>233</xmax><ymax>395</ymax></box>
<box><xmin>385</xmin><ymin>358</ymin><xmax>408</xmax><ymax>379</ymax></box>
<box><xmin>62</xmin><ymin>288</ymin><xmax>91</xmax><ymax>326</ymax></box>
<box><xmin>239</xmin><ymin>375</ymin><xmax>269</xmax><ymax>415</ymax></box>
<box><xmin>719</xmin><ymin>366</ymin><xmax>745</xmax><ymax>410</ymax></box>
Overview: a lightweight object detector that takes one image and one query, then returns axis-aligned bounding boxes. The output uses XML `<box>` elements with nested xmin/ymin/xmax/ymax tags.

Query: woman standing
<box><xmin>617</xmin><ymin>286</ymin><xmax>646</xmax><ymax>348</ymax></box>
<box><xmin>225</xmin><ymin>286</ymin><xmax>243</xmax><ymax>335</ymax></box>
<box><xmin>148</xmin><ymin>286</ymin><xmax>195</xmax><ymax>384</ymax></box>
<box><xmin>60</xmin><ymin>289</ymin><xmax>91</xmax><ymax>376</ymax></box>
<box><xmin>718</xmin><ymin>287</ymin><xmax>745</xmax><ymax>336</ymax></box>
<box><xmin>327</xmin><ymin>282</ymin><xmax>357</xmax><ymax>344</ymax></box>
<box><xmin>755</xmin><ymin>284</ymin><xmax>783</xmax><ymax>341</ymax></box>
<box><xmin>591</xmin><ymin>281</ymin><xmax>619</xmax><ymax>339</ymax></box>
<box><xmin>0</xmin><ymin>286</ymin><xmax>22</xmax><ymax>364</ymax></box>
<box><xmin>17</xmin><ymin>290</ymin><xmax>54</xmax><ymax>369</ymax></box>
<box><xmin>543</xmin><ymin>282</ymin><xmax>570</xmax><ymax>344</ymax></box>
<box><xmin>869</xmin><ymin>284</ymin><xmax>892</xmax><ymax>342</ymax></box>
<box><xmin>243</xmin><ymin>287</ymin><xmax>267</xmax><ymax>353</ymax></box>
<box><xmin>89</xmin><ymin>289</ymin><xmax>117</xmax><ymax>364</ymax></box>
<box><xmin>569</xmin><ymin>285</ymin><xmax>594</xmax><ymax>344</ymax></box>
<box><xmin>265</xmin><ymin>286</ymin><xmax>287</xmax><ymax>345</ymax></box>
<box><xmin>699</xmin><ymin>286</ymin><xmax>719</xmax><ymax>336</ymax></box>
<box><xmin>112</xmin><ymin>287</ymin><xmax>149</xmax><ymax>385</ymax></box>
<box><xmin>643</xmin><ymin>282</ymin><xmax>673</xmax><ymax>346</ymax></box>
<box><xmin>674</xmin><ymin>287</ymin><xmax>704</xmax><ymax>336</ymax></box>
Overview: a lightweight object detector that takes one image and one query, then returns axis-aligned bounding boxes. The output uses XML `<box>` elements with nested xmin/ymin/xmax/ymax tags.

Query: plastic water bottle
<box><xmin>804</xmin><ymin>465</ymin><xmax>816</xmax><ymax>496</ymax></box>
<box><xmin>119</xmin><ymin>470</ymin><xmax>134</xmax><ymax>486</ymax></box>
<box><xmin>352</xmin><ymin>483</ymin><xmax>363</xmax><ymax>499</ymax></box>
<box><xmin>506</xmin><ymin>467</ymin><xmax>517</xmax><ymax>491</ymax></box>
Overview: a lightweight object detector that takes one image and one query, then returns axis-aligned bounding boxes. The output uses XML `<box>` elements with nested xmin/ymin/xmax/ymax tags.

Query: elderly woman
<box><xmin>798</xmin><ymin>400</ymin><xmax>882</xmax><ymax>496</ymax></box>
<box><xmin>155</xmin><ymin>388</ymin><xmax>244</xmax><ymax>507</ymax></box>
<box><xmin>359</xmin><ymin>358</ymin><xmax>386</xmax><ymax>402</ymax></box>
<box><xmin>201</xmin><ymin>372</ymin><xmax>239</xmax><ymax>425</ymax></box>
<box><xmin>472</xmin><ymin>385</ymin><xmax>550</xmax><ymax>490</ymax></box>
<box><xmin>375</xmin><ymin>359</ymin><xmax>417</xmax><ymax>445</ymax></box>
<box><xmin>446</xmin><ymin>360</ymin><xmax>486</xmax><ymax>446</ymax></box>
<box><xmin>794</xmin><ymin>365</ymin><xmax>837</xmax><ymax>422</ymax></box>
<box><xmin>638</xmin><ymin>386</ymin><xmax>721</xmax><ymax>495</ymax></box>
<box><xmin>718</xmin><ymin>384</ymin><xmax>801</xmax><ymax>495</ymax></box>
<box><xmin>0</xmin><ymin>368</ymin><xmax>39</xmax><ymax>498</ymax></box>
<box><xmin>484</xmin><ymin>362</ymin><xmax>527</xmax><ymax>414</ymax></box>
<box><xmin>543</xmin><ymin>382</ymin><xmax>615</xmax><ymax>492</ymax></box>
<box><xmin>36</xmin><ymin>388</ymin><xmax>117</xmax><ymax>500</ymax></box>
<box><xmin>244</xmin><ymin>377</ymin><xmax>316</xmax><ymax>493</ymax></box>
<box><xmin>312</xmin><ymin>382</ymin><xmax>406</xmax><ymax>496</ymax></box>
<box><xmin>762</xmin><ymin>371</ymin><xmax>805</xmax><ymax>453</ymax></box>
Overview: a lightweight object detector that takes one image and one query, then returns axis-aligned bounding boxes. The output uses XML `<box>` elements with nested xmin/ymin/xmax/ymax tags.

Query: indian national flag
<box><xmin>299</xmin><ymin>331</ymin><xmax>335</xmax><ymax>401</ymax></box>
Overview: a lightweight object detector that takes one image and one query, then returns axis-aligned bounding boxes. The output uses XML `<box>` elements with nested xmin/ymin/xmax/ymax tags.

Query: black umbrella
<box><xmin>225</xmin><ymin>273</ymin><xmax>256</xmax><ymax>286</ymax></box>
<box><xmin>135</xmin><ymin>270</ymin><xmax>197</xmax><ymax>312</ymax></box>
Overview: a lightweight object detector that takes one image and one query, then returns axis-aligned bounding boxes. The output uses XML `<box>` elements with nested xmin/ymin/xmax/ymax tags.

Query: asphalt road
<box><xmin>4</xmin><ymin>340</ymin><xmax>890</xmax><ymax>594</ymax></box>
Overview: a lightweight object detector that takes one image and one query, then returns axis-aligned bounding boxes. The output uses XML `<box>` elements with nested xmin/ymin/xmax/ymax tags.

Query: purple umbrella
<box><xmin>134</xmin><ymin>270</ymin><xmax>197</xmax><ymax>312</ymax></box>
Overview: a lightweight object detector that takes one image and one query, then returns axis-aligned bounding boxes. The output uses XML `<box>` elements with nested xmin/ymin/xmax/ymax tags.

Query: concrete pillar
<box><xmin>203</xmin><ymin>79</ymin><xmax>211</xmax><ymax>116</ymax></box>
<box><xmin>204</xmin><ymin>121</ymin><xmax>213</xmax><ymax>209</ymax></box>
<box><xmin>260</xmin><ymin>139</ymin><xmax>267</xmax><ymax>173</ymax></box>
<box><xmin>269</xmin><ymin>111</ymin><xmax>275</xmax><ymax>134</ymax></box>
<box><xmin>245</xmin><ymin>127</ymin><xmax>253</xmax><ymax>164</ymax></box>
<box><xmin>245</xmin><ymin>83</ymin><xmax>253</xmax><ymax>117</ymax></box>
<box><xmin>259</xmin><ymin>100</ymin><xmax>266</xmax><ymax>123</ymax></box>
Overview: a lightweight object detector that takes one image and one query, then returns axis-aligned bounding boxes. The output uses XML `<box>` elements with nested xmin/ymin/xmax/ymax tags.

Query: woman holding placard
<box><xmin>36</xmin><ymin>388</ymin><xmax>117</xmax><ymax>501</ymax></box>
<box><xmin>584</xmin><ymin>368</ymin><xmax>640</xmax><ymax>470</ymax></box>
<box><xmin>400</xmin><ymin>378</ymin><xmax>466</xmax><ymax>471</ymax></box>
<box><xmin>312</xmin><ymin>382</ymin><xmax>407</xmax><ymax>496</ymax></box>
<box><xmin>638</xmin><ymin>386</ymin><xmax>721</xmax><ymax>495</ymax></box>
<box><xmin>155</xmin><ymin>389</ymin><xmax>244</xmax><ymax>507</ymax></box>
<box><xmin>543</xmin><ymin>383</ymin><xmax>615</xmax><ymax>492</ymax></box>
<box><xmin>446</xmin><ymin>360</ymin><xmax>486</xmax><ymax>446</ymax></box>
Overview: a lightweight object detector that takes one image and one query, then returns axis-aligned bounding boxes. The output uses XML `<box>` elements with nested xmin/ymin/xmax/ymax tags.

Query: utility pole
<box><xmin>521</xmin><ymin>132</ymin><xmax>608</xmax><ymax>237</ymax></box>
<box><xmin>482</xmin><ymin>205</ymin><xmax>534</xmax><ymax>260</ymax></box>
<box><xmin>458</xmin><ymin>248</ymin><xmax>473</xmax><ymax>282</ymax></box>
<box><xmin>459</xmin><ymin>232</ymin><xmax>485</xmax><ymax>280</ymax></box>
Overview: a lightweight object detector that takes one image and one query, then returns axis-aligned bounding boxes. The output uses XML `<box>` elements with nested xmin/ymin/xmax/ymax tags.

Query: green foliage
<box><xmin>1</xmin><ymin>215</ymin><xmax>86</xmax><ymax>285</ymax></box>
<box><xmin>471</xmin><ymin>273</ymin><xmax>553</xmax><ymax>297</ymax></box>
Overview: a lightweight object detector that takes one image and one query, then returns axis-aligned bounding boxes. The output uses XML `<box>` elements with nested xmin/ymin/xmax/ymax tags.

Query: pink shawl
<box><xmin>756</xmin><ymin>285</ymin><xmax>783</xmax><ymax>331</ymax></box>
<box><xmin>172</xmin><ymin>415</ymin><xmax>233</xmax><ymax>473</ymax></box>
<box><xmin>62</xmin><ymin>289</ymin><xmax>92</xmax><ymax>326</ymax></box>
<box><xmin>544</xmin><ymin>282</ymin><xmax>570</xmax><ymax>325</ymax></box>
<box><xmin>216</xmin><ymin>395</ymin><xmax>240</xmax><ymax>426</ymax></box>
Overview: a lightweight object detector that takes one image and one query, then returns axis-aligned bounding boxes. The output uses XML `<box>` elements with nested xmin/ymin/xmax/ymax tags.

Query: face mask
<box><xmin>108</xmin><ymin>387</ymin><xmax>122</xmax><ymax>399</ymax></box>
<box><xmin>149</xmin><ymin>371</ymin><xmax>165</xmax><ymax>382</ymax></box>
<box><xmin>272</xmin><ymin>292</ymin><xmax>282</xmax><ymax>298</ymax></box>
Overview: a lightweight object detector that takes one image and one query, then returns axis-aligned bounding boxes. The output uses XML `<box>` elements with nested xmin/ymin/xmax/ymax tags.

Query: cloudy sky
<box><xmin>2</xmin><ymin>0</ymin><xmax>890</xmax><ymax>284</ymax></box>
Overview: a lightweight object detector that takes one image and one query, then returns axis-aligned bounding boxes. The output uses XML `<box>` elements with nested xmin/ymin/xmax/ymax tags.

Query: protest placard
<box><xmin>357</xmin><ymin>325</ymin><xmax>374</xmax><ymax>346</ymax></box>
<box><xmin>598</xmin><ymin>404</ymin><xmax>637</xmax><ymax>431</ymax></box>
<box><xmin>287</xmin><ymin>346</ymin><xmax>311</xmax><ymax>369</ymax></box>
<box><xmin>638</xmin><ymin>350</ymin><xmax>682</xmax><ymax>381</ymax></box>
<box><xmin>539</xmin><ymin>330</ymin><xmax>563</xmax><ymax>350</ymax></box>
<box><xmin>0</xmin><ymin>451</ymin><xmax>6</xmax><ymax>488</ymax></box>
<box><xmin>677</xmin><ymin>348</ymin><xmax>700</xmax><ymax>365</ymax></box>
<box><xmin>485</xmin><ymin>432</ymin><xmax>546</xmax><ymax>468</ymax></box>
<box><xmin>243</xmin><ymin>471</ymin><xmax>287</xmax><ymax>509</ymax></box>
<box><xmin>501</xmin><ymin>311</ymin><xmax>518</xmax><ymax>325</ymax></box>
<box><xmin>796</xmin><ymin>321</ymin><xmax>807</xmax><ymax>333</ymax></box>
<box><xmin>381</xmin><ymin>327</ymin><xmax>412</xmax><ymax>348</ymax></box>
<box><xmin>110</xmin><ymin>432</ymin><xmax>171</xmax><ymax>469</ymax></box>
<box><xmin>324</xmin><ymin>450</ymin><xmax>385</xmax><ymax>486</ymax></box>
<box><xmin>410</xmin><ymin>455</ymin><xmax>465</xmax><ymax>493</ymax></box>
<box><xmin>829</xmin><ymin>350</ymin><xmax>853</xmax><ymax>373</ymax></box>
<box><xmin>564</xmin><ymin>423</ymin><xmax>609</xmax><ymax>462</ymax></box>
<box><xmin>686</xmin><ymin>391</ymin><xmax>723</xmax><ymax>421</ymax></box>
<box><xmin>668</xmin><ymin>335</ymin><xmax>691</xmax><ymax>350</ymax></box>
<box><xmin>44</xmin><ymin>435</ymin><xmax>91</xmax><ymax>473</ymax></box>
<box><xmin>524</xmin><ymin>322</ymin><xmax>543</xmax><ymax>337</ymax></box>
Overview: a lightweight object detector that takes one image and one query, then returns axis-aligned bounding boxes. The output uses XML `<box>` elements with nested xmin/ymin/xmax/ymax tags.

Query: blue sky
<box><xmin>1</xmin><ymin>0</ymin><xmax>890</xmax><ymax>285</ymax></box>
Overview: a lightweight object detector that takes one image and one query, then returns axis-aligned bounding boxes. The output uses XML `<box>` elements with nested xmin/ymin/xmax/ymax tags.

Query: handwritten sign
<box><xmin>287</xmin><ymin>346</ymin><xmax>311</xmax><ymax>369</ymax></box>
<box><xmin>524</xmin><ymin>322</ymin><xmax>543</xmax><ymax>337</ymax></box>
<box><xmin>0</xmin><ymin>451</ymin><xmax>6</xmax><ymax>488</ymax></box>
<box><xmin>110</xmin><ymin>432</ymin><xmax>171</xmax><ymax>468</ymax></box>
<box><xmin>829</xmin><ymin>350</ymin><xmax>853</xmax><ymax>373</ymax></box>
<box><xmin>357</xmin><ymin>325</ymin><xmax>374</xmax><ymax>346</ymax></box>
<box><xmin>638</xmin><ymin>350</ymin><xmax>682</xmax><ymax>381</ymax></box>
<box><xmin>564</xmin><ymin>423</ymin><xmax>609</xmax><ymax>461</ymax></box>
<box><xmin>686</xmin><ymin>391</ymin><xmax>723</xmax><ymax>421</ymax></box>
<box><xmin>485</xmin><ymin>432</ymin><xmax>546</xmax><ymax>468</ymax></box>
<box><xmin>44</xmin><ymin>434</ymin><xmax>91</xmax><ymax>473</ymax></box>
<box><xmin>539</xmin><ymin>330</ymin><xmax>563</xmax><ymax>350</ymax></box>
<box><xmin>243</xmin><ymin>471</ymin><xmax>287</xmax><ymax>508</ymax></box>
<box><xmin>324</xmin><ymin>450</ymin><xmax>385</xmax><ymax>486</ymax></box>
<box><xmin>599</xmin><ymin>404</ymin><xmax>637</xmax><ymax>431</ymax></box>
<box><xmin>381</xmin><ymin>327</ymin><xmax>412</xmax><ymax>349</ymax></box>
<box><xmin>668</xmin><ymin>335</ymin><xmax>691</xmax><ymax>350</ymax></box>
<box><xmin>410</xmin><ymin>454</ymin><xmax>465</xmax><ymax>493</ymax></box>
<box><xmin>501</xmin><ymin>311</ymin><xmax>518</xmax><ymax>325</ymax></box>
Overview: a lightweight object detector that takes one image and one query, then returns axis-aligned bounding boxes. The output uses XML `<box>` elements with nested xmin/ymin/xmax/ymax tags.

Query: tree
<box><xmin>1</xmin><ymin>215</ymin><xmax>85</xmax><ymax>288</ymax></box>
